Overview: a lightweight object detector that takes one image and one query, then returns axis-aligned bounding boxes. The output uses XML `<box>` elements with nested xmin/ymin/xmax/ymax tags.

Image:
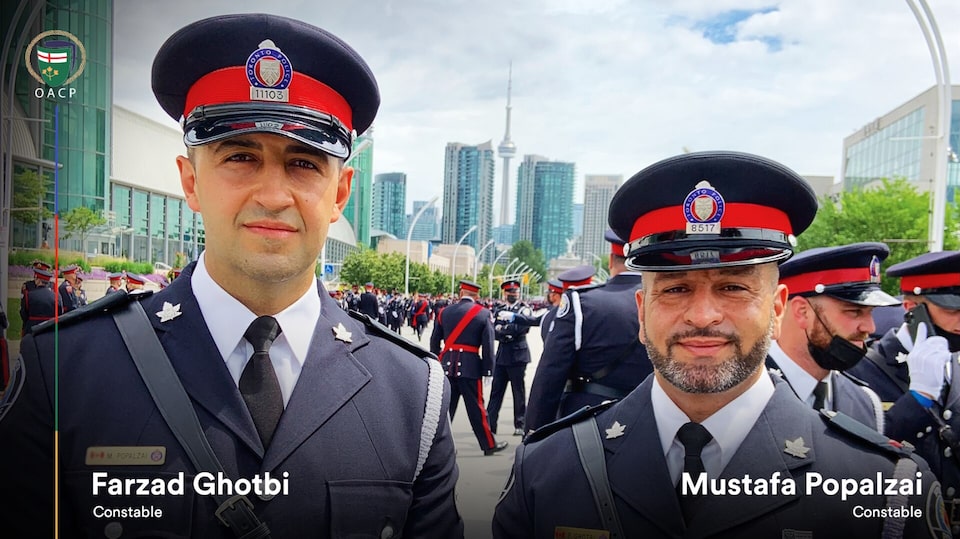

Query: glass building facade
<box><xmin>342</xmin><ymin>133</ymin><xmax>374</xmax><ymax>247</ymax></box>
<box><xmin>843</xmin><ymin>87</ymin><xmax>960</xmax><ymax>203</ymax></box>
<box><xmin>514</xmin><ymin>159</ymin><xmax>575</xmax><ymax>262</ymax></box>
<box><xmin>110</xmin><ymin>183</ymin><xmax>204</xmax><ymax>264</ymax></box>
<box><xmin>442</xmin><ymin>141</ymin><xmax>494</xmax><ymax>262</ymax></box>
<box><xmin>372</xmin><ymin>172</ymin><xmax>406</xmax><ymax>238</ymax></box>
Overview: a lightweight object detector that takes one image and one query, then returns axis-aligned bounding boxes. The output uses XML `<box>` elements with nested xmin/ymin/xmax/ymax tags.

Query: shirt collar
<box><xmin>191</xmin><ymin>253</ymin><xmax>321</xmax><ymax>365</ymax></box>
<box><xmin>769</xmin><ymin>341</ymin><xmax>826</xmax><ymax>404</ymax></box>
<box><xmin>653</xmin><ymin>369</ymin><xmax>775</xmax><ymax>472</ymax></box>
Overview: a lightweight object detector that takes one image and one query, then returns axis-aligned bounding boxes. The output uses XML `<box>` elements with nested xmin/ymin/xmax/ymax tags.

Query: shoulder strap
<box><xmin>415</xmin><ymin>358</ymin><xmax>445</xmax><ymax>482</ymax></box>
<box><xmin>112</xmin><ymin>302</ymin><xmax>272</xmax><ymax>539</ymax></box>
<box><xmin>439</xmin><ymin>303</ymin><xmax>484</xmax><ymax>359</ymax></box>
<box><xmin>571</xmin><ymin>417</ymin><xmax>625</xmax><ymax>539</ymax></box>
<box><xmin>880</xmin><ymin>457</ymin><xmax>918</xmax><ymax>539</ymax></box>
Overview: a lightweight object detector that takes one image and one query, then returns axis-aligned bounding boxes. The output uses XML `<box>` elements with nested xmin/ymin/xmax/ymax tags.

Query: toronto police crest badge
<box><xmin>246</xmin><ymin>39</ymin><xmax>292</xmax><ymax>103</ymax></box>
<box><xmin>683</xmin><ymin>180</ymin><xmax>725</xmax><ymax>235</ymax></box>
<box><xmin>869</xmin><ymin>256</ymin><xmax>881</xmax><ymax>284</ymax></box>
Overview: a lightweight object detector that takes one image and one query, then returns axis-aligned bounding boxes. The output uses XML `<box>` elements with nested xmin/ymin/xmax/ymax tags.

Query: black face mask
<box><xmin>935</xmin><ymin>324</ymin><xmax>960</xmax><ymax>353</ymax></box>
<box><xmin>805</xmin><ymin>301</ymin><xmax>868</xmax><ymax>372</ymax></box>
<box><xmin>807</xmin><ymin>337</ymin><xmax>868</xmax><ymax>372</ymax></box>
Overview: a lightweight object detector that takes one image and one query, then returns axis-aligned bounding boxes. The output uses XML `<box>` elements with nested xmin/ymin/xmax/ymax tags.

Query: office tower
<box><xmin>442</xmin><ymin>141</ymin><xmax>495</xmax><ymax>261</ymax></box>
<box><xmin>515</xmin><ymin>155</ymin><xmax>576</xmax><ymax>262</ymax></box>
<box><xmin>373</xmin><ymin>172</ymin><xmax>406</xmax><ymax>238</ymax></box>
<box><xmin>581</xmin><ymin>175</ymin><xmax>622</xmax><ymax>261</ymax></box>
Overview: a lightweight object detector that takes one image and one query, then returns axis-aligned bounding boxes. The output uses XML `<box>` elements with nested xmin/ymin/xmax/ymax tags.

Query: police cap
<box><xmin>34</xmin><ymin>268</ymin><xmax>53</xmax><ymax>282</ymax></box>
<box><xmin>557</xmin><ymin>264</ymin><xmax>594</xmax><ymax>290</ymax></box>
<box><xmin>125</xmin><ymin>273</ymin><xmax>146</xmax><ymax>285</ymax></box>
<box><xmin>60</xmin><ymin>264</ymin><xmax>78</xmax><ymax>277</ymax></box>
<box><xmin>459</xmin><ymin>280</ymin><xmax>481</xmax><ymax>293</ymax></box>
<box><xmin>107</xmin><ymin>272</ymin><xmax>123</xmax><ymax>281</ymax></box>
<box><xmin>609</xmin><ymin>151</ymin><xmax>817</xmax><ymax>271</ymax></box>
<box><xmin>501</xmin><ymin>280</ymin><xmax>520</xmax><ymax>291</ymax></box>
<box><xmin>604</xmin><ymin>229</ymin><xmax>626</xmax><ymax>257</ymax></box>
<box><xmin>152</xmin><ymin>14</ymin><xmax>380</xmax><ymax>159</ymax></box>
<box><xmin>887</xmin><ymin>251</ymin><xmax>960</xmax><ymax>310</ymax></box>
<box><xmin>547</xmin><ymin>279</ymin><xmax>563</xmax><ymax>294</ymax></box>
<box><xmin>779</xmin><ymin>242</ymin><xmax>900</xmax><ymax>307</ymax></box>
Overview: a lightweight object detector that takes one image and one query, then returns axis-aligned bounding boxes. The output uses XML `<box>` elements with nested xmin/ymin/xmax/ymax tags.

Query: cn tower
<box><xmin>497</xmin><ymin>63</ymin><xmax>517</xmax><ymax>227</ymax></box>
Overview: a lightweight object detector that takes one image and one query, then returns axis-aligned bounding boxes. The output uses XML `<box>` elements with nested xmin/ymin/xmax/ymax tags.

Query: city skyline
<box><xmin>112</xmin><ymin>1</ymin><xmax>960</xmax><ymax>219</ymax></box>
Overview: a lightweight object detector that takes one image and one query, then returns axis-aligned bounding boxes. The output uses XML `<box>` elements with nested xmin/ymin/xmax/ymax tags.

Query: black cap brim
<box><xmin>925</xmin><ymin>293</ymin><xmax>960</xmax><ymax>310</ymax></box>
<box><xmin>824</xmin><ymin>288</ymin><xmax>901</xmax><ymax>307</ymax></box>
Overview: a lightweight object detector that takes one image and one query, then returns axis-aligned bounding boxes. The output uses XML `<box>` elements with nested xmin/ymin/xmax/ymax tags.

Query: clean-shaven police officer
<box><xmin>488</xmin><ymin>280</ymin><xmax>540</xmax><ymax>436</ymax></box>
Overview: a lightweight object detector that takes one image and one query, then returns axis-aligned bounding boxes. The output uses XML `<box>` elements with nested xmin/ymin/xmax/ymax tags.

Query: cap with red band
<box><xmin>608</xmin><ymin>151</ymin><xmax>817</xmax><ymax>271</ymax></box>
<box><xmin>887</xmin><ymin>250</ymin><xmax>960</xmax><ymax>310</ymax></box>
<box><xmin>152</xmin><ymin>13</ymin><xmax>379</xmax><ymax>159</ymax></box>
<box><xmin>557</xmin><ymin>265</ymin><xmax>594</xmax><ymax>290</ymax></box>
<box><xmin>547</xmin><ymin>279</ymin><xmax>563</xmax><ymax>294</ymax></box>
<box><xmin>778</xmin><ymin>242</ymin><xmax>900</xmax><ymax>307</ymax></box>
<box><xmin>501</xmin><ymin>280</ymin><xmax>520</xmax><ymax>291</ymax></box>
<box><xmin>604</xmin><ymin>229</ymin><xmax>626</xmax><ymax>257</ymax></box>
<box><xmin>459</xmin><ymin>280</ymin><xmax>481</xmax><ymax>293</ymax></box>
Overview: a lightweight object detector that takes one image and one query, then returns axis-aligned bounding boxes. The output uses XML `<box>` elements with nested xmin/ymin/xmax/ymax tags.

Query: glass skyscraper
<box><xmin>373</xmin><ymin>172</ymin><xmax>406</xmax><ymax>238</ymax></box>
<box><xmin>343</xmin><ymin>133</ymin><xmax>374</xmax><ymax>246</ymax></box>
<box><xmin>442</xmin><ymin>141</ymin><xmax>494</xmax><ymax>262</ymax></box>
<box><xmin>515</xmin><ymin>156</ymin><xmax>576</xmax><ymax>262</ymax></box>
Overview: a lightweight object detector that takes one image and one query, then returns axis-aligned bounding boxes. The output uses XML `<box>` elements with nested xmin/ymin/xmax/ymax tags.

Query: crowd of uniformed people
<box><xmin>2</xmin><ymin>11</ymin><xmax>960</xmax><ymax>539</ymax></box>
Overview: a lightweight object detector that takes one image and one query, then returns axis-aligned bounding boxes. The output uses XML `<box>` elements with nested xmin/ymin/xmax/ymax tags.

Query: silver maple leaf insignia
<box><xmin>155</xmin><ymin>302</ymin><xmax>182</xmax><ymax>323</ymax></box>
<box><xmin>605</xmin><ymin>421</ymin><xmax>626</xmax><ymax>439</ymax></box>
<box><xmin>333</xmin><ymin>322</ymin><xmax>353</xmax><ymax>343</ymax></box>
<box><xmin>783</xmin><ymin>437</ymin><xmax>810</xmax><ymax>458</ymax></box>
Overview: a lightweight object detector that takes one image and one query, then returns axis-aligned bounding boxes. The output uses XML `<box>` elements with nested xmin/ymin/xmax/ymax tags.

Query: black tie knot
<box><xmin>813</xmin><ymin>380</ymin><xmax>828</xmax><ymax>411</ymax></box>
<box><xmin>677</xmin><ymin>422</ymin><xmax>713</xmax><ymax>459</ymax></box>
<box><xmin>245</xmin><ymin>316</ymin><xmax>281</xmax><ymax>354</ymax></box>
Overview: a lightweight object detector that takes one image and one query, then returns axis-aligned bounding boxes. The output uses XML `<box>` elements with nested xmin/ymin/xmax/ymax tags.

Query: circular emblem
<box><xmin>683</xmin><ymin>181</ymin><xmax>725</xmax><ymax>224</ymax></box>
<box><xmin>24</xmin><ymin>30</ymin><xmax>87</xmax><ymax>87</ymax></box>
<box><xmin>150</xmin><ymin>450</ymin><xmax>163</xmax><ymax>462</ymax></box>
<box><xmin>246</xmin><ymin>40</ymin><xmax>293</xmax><ymax>89</ymax></box>
<box><xmin>556</xmin><ymin>294</ymin><xmax>570</xmax><ymax>319</ymax></box>
<box><xmin>869</xmin><ymin>255</ymin><xmax>881</xmax><ymax>283</ymax></box>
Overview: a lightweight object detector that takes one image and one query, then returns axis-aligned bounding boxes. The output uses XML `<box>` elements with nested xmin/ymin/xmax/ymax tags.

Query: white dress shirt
<box><xmin>768</xmin><ymin>341</ymin><xmax>832</xmax><ymax>410</ymax></box>
<box><xmin>191</xmin><ymin>253</ymin><xmax>321</xmax><ymax>407</ymax></box>
<box><xmin>652</xmin><ymin>370</ymin><xmax>775</xmax><ymax>486</ymax></box>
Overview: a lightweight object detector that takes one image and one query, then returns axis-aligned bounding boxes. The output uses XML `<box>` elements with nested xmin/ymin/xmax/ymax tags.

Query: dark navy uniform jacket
<box><xmin>539</xmin><ymin>305</ymin><xmax>558</xmax><ymax>342</ymax></box>
<box><xmin>526</xmin><ymin>274</ymin><xmax>651</xmax><ymax>431</ymax></box>
<box><xmin>19</xmin><ymin>285</ymin><xmax>58</xmax><ymax>335</ymax></box>
<box><xmin>493</xmin><ymin>301</ymin><xmax>539</xmax><ymax>367</ymax></box>
<box><xmin>358</xmin><ymin>290</ymin><xmax>379</xmax><ymax>319</ymax></box>
<box><xmin>853</xmin><ymin>327</ymin><xmax>960</xmax><ymax>528</ymax></box>
<box><xmin>58</xmin><ymin>279</ymin><xmax>80</xmax><ymax>313</ymax></box>
<box><xmin>0</xmin><ymin>263</ymin><xmax>463</xmax><ymax>539</ymax></box>
<box><xmin>431</xmin><ymin>297</ymin><xmax>495</xmax><ymax>379</ymax></box>
<box><xmin>494</xmin><ymin>374</ymin><xmax>946</xmax><ymax>539</ymax></box>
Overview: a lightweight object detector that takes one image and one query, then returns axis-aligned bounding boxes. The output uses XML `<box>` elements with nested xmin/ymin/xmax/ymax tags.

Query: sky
<box><xmin>113</xmin><ymin>0</ymin><xmax>960</xmax><ymax>219</ymax></box>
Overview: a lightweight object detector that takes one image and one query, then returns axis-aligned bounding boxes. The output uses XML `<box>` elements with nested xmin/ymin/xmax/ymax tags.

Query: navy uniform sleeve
<box><xmin>0</xmin><ymin>335</ymin><xmax>56</xmax><ymax>538</ymax></box>
<box><xmin>481</xmin><ymin>310</ymin><xmax>495</xmax><ymax>375</ymax></box>
<box><xmin>430</xmin><ymin>311</ymin><xmax>443</xmax><ymax>354</ymax></box>
<box><xmin>513</xmin><ymin>306</ymin><xmax>540</xmax><ymax>328</ymax></box>
<box><xmin>526</xmin><ymin>294</ymin><xmax>579</xmax><ymax>431</ymax></box>
<box><xmin>405</xmin><ymin>376</ymin><xmax>465</xmax><ymax>538</ymax></box>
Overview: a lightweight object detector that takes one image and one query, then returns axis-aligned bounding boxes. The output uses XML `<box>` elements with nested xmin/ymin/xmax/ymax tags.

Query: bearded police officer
<box><xmin>493</xmin><ymin>151</ymin><xmax>947</xmax><ymax>539</ymax></box>
<box><xmin>526</xmin><ymin>232</ymin><xmax>650</xmax><ymax>432</ymax></box>
<box><xmin>768</xmin><ymin>242</ymin><xmax>899</xmax><ymax>431</ymax></box>
<box><xmin>0</xmin><ymin>14</ymin><xmax>462</xmax><ymax>538</ymax></box>
<box><xmin>488</xmin><ymin>280</ymin><xmax>540</xmax><ymax>436</ymax></box>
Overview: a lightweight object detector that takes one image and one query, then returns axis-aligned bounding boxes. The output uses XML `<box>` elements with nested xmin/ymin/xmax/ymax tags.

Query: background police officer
<box><xmin>488</xmin><ymin>280</ymin><xmax>539</xmax><ymax>436</ymax></box>
<box><xmin>58</xmin><ymin>264</ymin><xmax>81</xmax><ymax>313</ymax></box>
<box><xmin>358</xmin><ymin>282</ymin><xmax>379</xmax><ymax>320</ymax></box>
<box><xmin>494</xmin><ymin>151</ymin><xmax>946</xmax><ymax>539</ymax></box>
<box><xmin>769</xmin><ymin>242</ymin><xmax>898</xmax><ymax>431</ymax></box>
<box><xmin>526</xmin><ymin>233</ymin><xmax>650</xmax><ymax>432</ymax></box>
<box><xmin>431</xmin><ymin>280</ymin><xmax>509</xmax><ymax>455</ymax></box>
<box><xmin>19</xmin><ymin>268</ymin><xmax>57</xmax><ymax>337</ymax></box>
<box><xmin>538</xmin><ymin>279</ymin><xmax>563</xmax><ymax>342</ymax></box>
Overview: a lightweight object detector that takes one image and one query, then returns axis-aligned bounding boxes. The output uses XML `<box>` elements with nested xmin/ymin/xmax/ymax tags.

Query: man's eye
<box><xmin>662</xmin><ymin>286</ymin><xmax>687</xmax><ymax>294</ymax></box>
<box><xmin>225</xmin><ymin>153</ymin><xmax>254</xmax><ymax>162</ymax></box>
<box><xmin>291</xmin><ymin>159</ymin><xmax>318</xmax><ymax>170</ymax></box>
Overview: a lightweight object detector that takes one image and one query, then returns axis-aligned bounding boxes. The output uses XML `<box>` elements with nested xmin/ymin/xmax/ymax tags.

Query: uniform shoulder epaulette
<box><xmin>568</xmin><ymin>282</ymin><xmax>604</xmax><ymax>293</ymax></box>
<box><xmin>839</xmin><ymin>370</ymin><xmax>870</xmax><ymax>387</ymax></box>
<box><xmin>819</xmin><ymin>409</ymin><xmax>914</xmax><ymax>458</ymax></box>
<box><xmin>32</xmin><ymin>290</ymin><xmax>153</xmax><ymax>335</ymax></box>
<box><xmin>347</xmin><ymin>310</ymin><xmax>437</xmax><ymax>361</ymax></box>
<box><xmin>525</xmin><ymin>400</ymin><xmax>618</xmax><ymax>444</ymax></box>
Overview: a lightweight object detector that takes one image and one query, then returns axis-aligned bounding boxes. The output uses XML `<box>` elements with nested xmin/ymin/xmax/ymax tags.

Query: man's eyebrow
<box><xmin>716</xmin><ymin>265</ymin><xmax>759</xmax><ymax>277</ymax></box>
<box><xmin>212</xmin><ymin>138</ymin><xmax>261</xmax><ymax>153</ymax></box>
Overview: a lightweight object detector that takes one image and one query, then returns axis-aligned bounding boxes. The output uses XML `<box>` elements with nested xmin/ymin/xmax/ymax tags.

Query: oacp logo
<box><xmin>24</xmin><ymin>30</ymin><xmax>86</xmax><ymax>98</ymax></box>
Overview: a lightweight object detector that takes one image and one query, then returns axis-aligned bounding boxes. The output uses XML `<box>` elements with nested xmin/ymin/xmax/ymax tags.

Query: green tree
<box><xmin>61</xmin><ymin>206</ymin><xmax>107</xmax><ymax>258</ymax></box>
<box><xmin>797</xmin><ymin>178</ymin><xmax>960</xmax><ymax>295</ymax></box>
<box><xmin>340</xmin><ymin>247</ymin><xmax>379</xmax><ymax>286</ymax></box>
<box><xmin>507</xmin><ymin>240</ymin><xmax>546</xmax><ymax>283</ymax></box>
<box><xmin>11</xmin><ymin>169</ymin><xmax>52</xmax><ymax>230</ymax></box>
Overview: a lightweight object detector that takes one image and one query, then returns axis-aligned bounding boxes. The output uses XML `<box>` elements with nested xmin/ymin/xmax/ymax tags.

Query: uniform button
<box><xmin>104</xmin><ymin>522</ymin><xmax>123</xmax><ymax>539</ymax></box>
<box><xmin>948</xmin><ymin>487</ymin><xmax>956</xmax><ymax>498</ymax></box>
<box><xmin>259</xmin><ymin>492</ymin><xmax>275</xmax><ymax>501</ymax></box>
<box><xmin>945</xmin><ymin>409</ymin><xmax>954</xmax><ymax>420</ymax></box>
<box><xmin>946</xmin><ymin>447</ymin><xmax>953</xmax><ymax>458</ymax></box>
<box><xmin>927</xmin><ymin>426</ymin><xmax>934</xmax><ymax>433</ymax></box>
<box><xmin>917</xmin><ymin>431</ymin><xmax>925</xmax><ymax>439</ymax></box>
<box><xmin>381</xmin><ymin>524</ymin><xmax>395</xmax><ymax>539</ymax></box>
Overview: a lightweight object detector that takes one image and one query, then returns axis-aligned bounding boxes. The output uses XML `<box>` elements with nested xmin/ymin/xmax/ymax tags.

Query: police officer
<box><xmin>526</xmin><ymin>235</ymin><xmax>650</xmax><ymax>432</ymax></box>
<box><xmin>74</xmin><ymin>273</ymin><xmax>88</xmax><ymax>307</ymax></box>
<box><xmin>20</xmin><ymin>260</ymin><xmax>52</xmax><ymax>298</ymax></box>
<box><xmin>104</xmin><ymin>272</ymin><xmax>125</xmax><ymax>295</ymax></box>
<box><xmin>493</xmin><ymin>151</ymin><xmax>947</xmax><ymax>538</ymax></box>
<box><xmin>431</xmin><ymin>280</ymin><xmax>509</xmax><ymax>456</ymax></box>
<box><xmin>488</xmin><ymin>280</ymin><xmax>540</xmax><ymax>436</ymax></box>
<box><xmin>411</xmin><ymin>292</ymin><xmax>431</xmax><ymax>341</ymax></box>
<box><xmin>18</xmin><ymin>268</ymin><xmax>57</xmax><ymax>337</ymax></box>
<box><xmin>848</xmin><ymin>250</ymin><xmax>960</xmax><ymax>530</ymax></box>
<box><xmin>125</xmin><ymin>272</ymin><xmax>146</xmax><ymax>292</ymax></box>
<box><xmin>538</xmin><ymin>279</ymin><xmax>563</xmax><ymax>342</ymax></box>
<box><xmin>767</xmin><ymin>242</ymin><xmax>898</xmax><ymax>431</ymax></box>
<box><xmin>0</xmin><ymin>14</ymin><xmax>462</xmax><ymax>538</ymax></box>
<box><xmin>358</xmin><ymin>282</ymin><xmax>379</xmax><ymax>320</ymax></box>
<box><xmin>58</xmin><ymin>264</ymin><xmax>81</xmax><ymax>313</ymax></box>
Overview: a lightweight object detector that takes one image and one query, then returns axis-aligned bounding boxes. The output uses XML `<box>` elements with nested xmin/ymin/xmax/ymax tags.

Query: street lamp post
<box><xmin>405</xmin><ymin>195</ymin><xmax>439</xmax><ymax>296</ymax></box>
<box><xmin>906</xmin><ymin>0</ymin><xmax>952</xmax><ymax>252</ymax></box>
<box><xmin>503</xmin><ymin>258</ymin><xmax>521</xmax><ymax>277</ymax></box>
<box><xmin>450</xmin><ymin>225</ymin><xmax>478</xmax><ymax>295</ymax></box>
<box><xmin>473</xmin><ymin>239</ymin><xmax>496</xmax><ymax>281</ymax></box>
<box><xmin>488</xmin><ymin>248</ymin><xmax>510</xmax><ymax>297</ymax></box>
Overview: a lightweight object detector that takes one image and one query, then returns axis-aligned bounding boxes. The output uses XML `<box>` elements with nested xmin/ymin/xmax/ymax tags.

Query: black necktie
<box><xmin>676</xmin><ymin>422</ymin><xmax>713</xmax><ymax>521</ymax></box>
<box><xmin>813</xmin><ymin>381</ymin><xmax>828</xmax><ymax>411</ymax></box>
<box><xmin>239</xmin><ymin>316</ymin><xmax>283</xmax><ymax>448</ymax></box>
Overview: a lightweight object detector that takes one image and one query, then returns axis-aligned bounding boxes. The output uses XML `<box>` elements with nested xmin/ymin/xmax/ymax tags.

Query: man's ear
<box><xmin>330</xmin><ymin>165</ymin><xmax>354</xmax><ymax>222</ymax></box>
<box><xmin>177</xmin><ymin>155</ymin><xmax>201</xmax><ymax>212</ymax></box>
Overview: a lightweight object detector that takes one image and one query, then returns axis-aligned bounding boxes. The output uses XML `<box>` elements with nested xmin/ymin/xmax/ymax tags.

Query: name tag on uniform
<box><xmin>85</xmin><ymin>446</ymin><xmax>166</xmax><ymax>466</ymax></box>
<box><xmin>554</xmin><ymin>526</ymin><xmax>610</xmax><ymax>539</ymax></box>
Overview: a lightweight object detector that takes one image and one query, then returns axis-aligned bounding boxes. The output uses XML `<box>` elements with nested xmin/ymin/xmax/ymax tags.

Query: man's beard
<box><xmin>644</xmin><ymin>315</ymin><xmax>775</xmax><ymax>394</ymax></box>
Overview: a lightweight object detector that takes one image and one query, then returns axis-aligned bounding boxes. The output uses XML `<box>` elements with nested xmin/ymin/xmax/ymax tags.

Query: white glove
<box><xmin>902</xmin><ymin>322</ymin><xmax>951</xmax><ymax>400</ymax></box>
<box><xmin>483</xmin><ymin>376</ymin><xmax>492</xmax><ymax>390</ymax></box>
<box><xmin>497</xmin><ymin>311</ymin><xmax>515</xmax><ymax>322</ymax></box>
